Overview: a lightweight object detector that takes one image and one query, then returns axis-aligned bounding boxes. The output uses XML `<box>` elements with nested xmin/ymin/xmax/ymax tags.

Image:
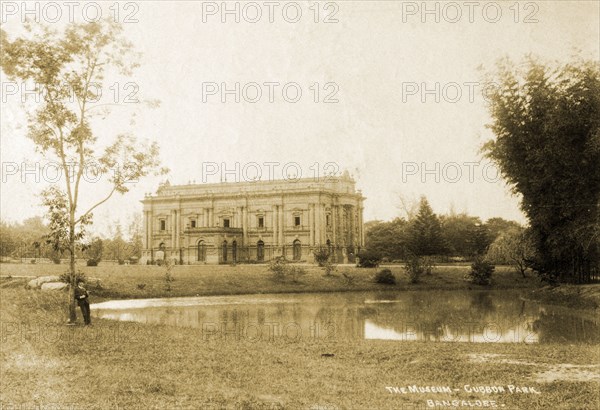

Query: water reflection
<box><xmin>91</xmin><ymin>290</ymin><xmax>599</xmax><ymax>344</ymax></box>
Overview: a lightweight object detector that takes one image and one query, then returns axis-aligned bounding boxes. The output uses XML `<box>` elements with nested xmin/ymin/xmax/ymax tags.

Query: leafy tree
<box><xmin>127</xmin><ymin>213</ymin><xmax>144</xmax><ymax>261</ymax></box>
<box><xmin>486</xmin><ymin>227</ymin><xmax>536</xmax><ymax>277</ymax></box>
<box><xmin>364</xmin><ymin>218</ymin><xmax>409</xmax><ymax>260</ymax></box>
<box><xmin>104</xmin><ymin>221</ymin><xmax>128</xmax><ymax>262</ymax></box>
<box><xmin>1</xmin><ymin>20</ymin><xmax>165</xmax><ymax>321</ymax></box>
<box><xmin>0</xmin><ymin>221</ymin><xmax>19</xmax><ymax>258</ymax></box>
<box><xmin>483</xmin><ymin>57</ymin><xmax>600</xmax><ymax>283</ymax></box>
<box><xmin>84</xmin><ymin>237</ymin><xmax>103</xmax><ymax>264</ymax></box>
<box><xmin>485</xmin><ymin>217</ymin><xmax>522</xmax><ymax>241</ymax></box>
<box><xmin>407</xmin><ymin>197</ymin><xmax>447</xmax><ymax>256</ymax></box>
<box><xmin>471</xmin><ymin>223</ymin><xmax>493</xmax><ymax>257</ymax></box>
<box><xmin>440</xmin><ymin>213</ymin><xmax>481</xmax><ymax>257</ymax></box>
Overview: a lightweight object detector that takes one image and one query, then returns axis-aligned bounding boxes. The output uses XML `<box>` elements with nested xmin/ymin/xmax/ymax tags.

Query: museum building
<box><xmin>140</xmin><ymin>172</ymin><xmax>365</xmax><ymax>264</ymax></box>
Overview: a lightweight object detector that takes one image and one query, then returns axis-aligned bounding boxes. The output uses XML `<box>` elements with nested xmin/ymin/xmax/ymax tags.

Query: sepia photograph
<box><xmin>0</xmin><ymin>1</ymin><xmax>599</xmax><ymax>409</ymax></box>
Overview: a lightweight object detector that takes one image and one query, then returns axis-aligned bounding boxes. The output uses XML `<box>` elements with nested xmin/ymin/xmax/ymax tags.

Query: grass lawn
<box><xmin>1</xmin><ymin>264</ymin><xmax>598</xmax><ymax>409</ymax></box>
<box><xmin>1</xmin><ymin>282</ymin><xmax>599</xmax><ymax>409</ymax></box>
<box><xmin>0</xmin><ymin>262</ymin><xmax>539</xmax><ymax>301</ymax></box>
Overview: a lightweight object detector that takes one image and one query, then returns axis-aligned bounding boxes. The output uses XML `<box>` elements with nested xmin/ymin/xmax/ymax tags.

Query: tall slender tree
<box><xmin>407</xmin><ymin>197</ymin><xmax>447</xmax><ymax>256</ymax></box>
<box><xmin>1</xmin><ymin>20</ymin><xmax>166</xmax><ymax>321</ymax></box>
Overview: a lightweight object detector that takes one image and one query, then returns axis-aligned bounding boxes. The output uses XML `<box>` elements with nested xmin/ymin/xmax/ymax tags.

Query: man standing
<box><xmin>74</xmin><ymin>281</ymin><xmax>91</xmax><ymax>325</ymax></box>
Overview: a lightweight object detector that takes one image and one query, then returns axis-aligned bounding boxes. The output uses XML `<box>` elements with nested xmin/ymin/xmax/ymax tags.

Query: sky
<box><xmin>1</xmin><ymin>1</ymin><xmax>599</xmax><ymax>237</ymax></box>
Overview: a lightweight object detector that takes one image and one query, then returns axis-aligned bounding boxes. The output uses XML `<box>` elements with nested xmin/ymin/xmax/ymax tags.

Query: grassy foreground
<box><xmin>0</xmin><ymin>262</ymin><xmax>540</xmax><ymax>302</ymax></box>
<box><xmin>1</xmin><ymin>281</ymin><xmax>599</xmax><ymax>410</ymax></box>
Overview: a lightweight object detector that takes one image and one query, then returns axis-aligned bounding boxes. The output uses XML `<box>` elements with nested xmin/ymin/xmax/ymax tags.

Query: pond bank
<box><xmin>4</xmin><ymin>263</ymin><xmax>598</xmax><ymax>312</ymax></box>
<box><xmin>527</xmin><ymin>283</ymin><xmax>600</xmax><ymax>310</ymax></box>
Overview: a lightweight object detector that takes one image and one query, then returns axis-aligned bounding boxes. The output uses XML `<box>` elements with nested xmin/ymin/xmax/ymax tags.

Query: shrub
<box><xmin>59</xmin><ymin>270</ymin><xmax>86</xmax><ymax>284</ymax></box>
<box><xmin>129</xmin><ymin>256</ymin><xmax>139</xmax><ymax>265</ymax></box>
<box><xmin>86</xmin><ymin>259</ymin><xmax>98</xmax><ymax>267</ymax></box>
<box><xmin>323</xmin><ymin>261</ymin><xmax>337</xmax><ymax>276</ymax></box>
<box><xmin>313</xmin><ymin>248</ymin><xmax>330</xmax><ymax>267</ymax></box>
<box><xmin>468</xmin><ymin>257</ymin><xmax>495</xmax><ymax>285</ymax></box>
<box><xmin>357</xmin><ymin>250</ymin><xmax>381</xmax><ymax>268</ymax></box>
<box><xmin>268</xmin><ymin>257</ymin><xmax>287</xmax><ymax>281</ymax></box>
<box><xmin>375</xmin><ymin>268</ymin><xmax>396</xmax><ymax>285</ymax></box>
<box><xmin>30</xmin><ymin>259</ymin><xmax>36</xmax><ymax>264</ymax></box>
<box><xmin>268</xmin><ymin>257</ymin><xmax>306</xmax><ymax>282</ymax></box>
<box><xmin>118</xmin><ymin>259</ymin><xmax>125</xmax><ymax>265</ymax></box>
<box><xmin>51</xmin><ymin>257</ymin><xmax>61</xmax><ymax>264</ymax></box>
<box><xmin>342</xmin><ymin>272</ymin><xmax>355</xmax><ymax>285</ymax></box>
<box><xmin>404</xmin><ymin>254</ymin><xmax>431</xmax><ymax>284</ymax></box>
<box><xmin>137</xmin><ymin>283</ymin><xmax>146</xmax><ymax>290</ymax></box>
<box><xmin>289</xmin><ymin>265</ymin><xmax>307</xmax><ymax>283</ymax></box>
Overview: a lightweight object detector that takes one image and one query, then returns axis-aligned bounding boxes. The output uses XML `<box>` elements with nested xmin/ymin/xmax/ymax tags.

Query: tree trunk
<box><xmin>68</xmin><ymin>221</ymin><xmax>77</xmax><ymax>323</ymax></box>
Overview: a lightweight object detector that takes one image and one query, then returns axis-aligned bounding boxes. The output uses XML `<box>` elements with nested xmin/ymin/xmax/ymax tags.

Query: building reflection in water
<box><xmin>93</xmin><ymin>290</ymin><xmax>599</xmax><ymax>344</ymax></box>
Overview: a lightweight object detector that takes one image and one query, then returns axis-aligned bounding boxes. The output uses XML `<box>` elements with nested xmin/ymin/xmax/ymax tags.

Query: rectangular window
<box><xmin>326</xmin><ymin>214</ymin><xmax>331</xmax><ymax>226</ymax></box>
<box><xmin>223</xmin><ymin>219</ymin><xmax>230</xmax><ymax>228</ymax></box>
<box><xmin>191</xmin><ymin>219</ymin><xmax>196</xmax><ymax>228</ymax></box>
<box><xmin>294</xmin><ymin>216</ymin><xmax>301</xmax><ymax>226</ymax></box>
<box><xmin>160</xmin><ymin>219</ymin><xmax>166</xmax><ymax>231</ymax></box>
<box><xmin>258</xmin><ymin>217</ymin><xmax>264</xmax><ymax>228</ymax></box>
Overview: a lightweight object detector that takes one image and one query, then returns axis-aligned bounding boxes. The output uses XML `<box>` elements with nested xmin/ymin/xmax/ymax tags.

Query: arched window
<box><xmin>293</xmin><ymin>239</ymin><xmax>301</xmax><ymax>261</ymax></box>
<box><xmin>232</xmin><ymin>240</ymin><xmax>237</xmax><ymax>263</ymax></box>
<box><xmin>257</xmin><ymin>240</ymin><xmax>264</xmax><ymax>262</ymax></box>
<box><xmin>197</xmin><ymin>241</ymin><xmax>206</xmax><ymax>262</ymax></box>
<box><xmin>222</xmin><ymin>240</ymin><xmax>228</xmax><ymax>263</ymax></box>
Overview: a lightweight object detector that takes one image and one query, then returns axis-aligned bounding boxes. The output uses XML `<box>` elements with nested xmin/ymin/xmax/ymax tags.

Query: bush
<box><xmin>118</xmin><ymin>259</ymin><xmax>125</xmax><ymax>265</ymax></box>
<box><xmin>268</xmin><ymin>257</ymin><xmax>288</xmax><ymax>281</ymax></box>
<box><xmin>129</xmin><ymin>256</ymin><xmax>139</xmax><ymax>265</ymax></box>
<box><xmin>30</xmin><ymin>259</ymin><xmax>36</xmax><ymax>264</ymax></box>
<box><xmin>59</xmin><ymin>270</ymin><xmax>86</xmax><ymax>284</ymax></box>
<box><xmin>468</xmin><ymin>257</ymin><xmax>495</xmax><ymax>285</ymax></box>
<box><xmin>268</xmin><ymin>257</ymin><xmax>307</xmax><ymax>282</ymax></box>
<box><xmin>357</xmin><ymin>250</ymin><xmax>381</xmax><ymax>268</ymax></box>
<box><xmin>313</xmin><ymin>248</ymin><xmax>330</xmax><ymax>267</ymax></box>
<box><xmin>404</xmin><ymin>254</ymin><xmax>432</xmax><ymax>284</ymax></box>
<box><xmin>137</xmin><ymin>283</ymin><xmax>146</xmax><ymax>290</ymax></box>
<box><xmin>289</xmin><ymin>265</ymin><xmax>307</xmax><ymax>283</ymax></box>
<box><xmin>375</xmin><ymin>268</ymin><xmax>396</xmax><ymax>285</ymax></box>
<box><xmin>51</xmin><ymin>257</ymin><xmax>61</xmax><ymax>264</ymax></box>
<box><xmin>86</xmin><ymin>259</ymin><xmax>98</xmax><ymax>267</ymax></box>
<box><xmin>323</xmin><ymin>261</ymin><xmax>337</xmax><ymax>276</ymax></box>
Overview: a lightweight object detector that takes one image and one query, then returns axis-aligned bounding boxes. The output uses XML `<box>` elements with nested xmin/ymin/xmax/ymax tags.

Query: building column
<box><xmin>272</xmin><ymin>205</ymin><xmax>278</xmax><ymax>246</ymax></box>
<box><xmin>143</xmin><ymin>210</ymin><xmax>148</xmax><ymax>249</ymax></box>
<box><xmin>309</xmin><ymin>204</ymin><xmax>315</xmax><ymax>246</ymax></box>
<box><xmin>315</xmin><ymin>203</ymin><xmax>321</xmax><ymax>246</ymax></box>
<box><xmin>278</xmin><ymin>204</ymin><xmax>284</xmax><ymax>247</ymax></box>
<box><xmin>358</xmin><ymin>205</ymin><xmax>364</xmax><ymax>247</ymax></box>
<box><xmin>171</xmin><ymin>210</ymin><xmax>176</xmax><ymax>252</ymax></box>
<box><xmin>242</xmin><ymin>206</ymin><xmax>248</xmax><ymax>245</ymax></box>
<box><xmin>176</xmin><ymin>209</ymin><xmax>181</xmax><ymax>250</ymax></box>
<box><xmin>331</xmin><ymin>205</ymin><xmax>337</xmax><ymax>245</ymax></box>
<box><xmin>350</xmin><ymin>206</ymin><xmax>356</xmax><ymax>249</ymax></box>
<box><xmin>148</xmin><ymin>209</ymin><xmax>153</xmax><ymax>253</ymax></box>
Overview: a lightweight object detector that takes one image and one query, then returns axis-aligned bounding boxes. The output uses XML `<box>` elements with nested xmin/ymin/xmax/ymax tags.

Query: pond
<box><xmin>91</xmin><ymin>290</ymin><xmax>599</xmax><ymax>344</ymax></box>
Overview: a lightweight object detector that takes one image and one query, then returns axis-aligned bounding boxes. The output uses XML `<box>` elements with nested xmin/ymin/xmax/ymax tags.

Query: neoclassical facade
<box><xmin>140</xmin><ymin>173</ymin><xmax>365</xmax><ymax>264</ymax></box>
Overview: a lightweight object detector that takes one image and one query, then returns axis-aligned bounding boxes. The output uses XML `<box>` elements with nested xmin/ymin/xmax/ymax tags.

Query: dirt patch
<box><xmin>535</xmin><ymin>364</ymin><xmax>600</xmax><ymax>383</ymax></box>
<box><xmin>466</xmin><ymin>353</ymin><xmax>600</xmax><ymax>383</ymax></box>
<box><xmin>466</xmin><ymin>353</ymin><xmax>538</xmax><ymax>366</ymax></box>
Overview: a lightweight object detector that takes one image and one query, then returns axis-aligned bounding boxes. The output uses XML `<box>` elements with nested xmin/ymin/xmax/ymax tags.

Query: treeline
<box><xmin>365</xmin><ymin>197</ymin><xmax>522</xmax><ymax>263</ymax></box>
<box><xmin>0</xmin><ymin>216</ymin><xmax>143</xmax><ymax>264</ymax></box>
